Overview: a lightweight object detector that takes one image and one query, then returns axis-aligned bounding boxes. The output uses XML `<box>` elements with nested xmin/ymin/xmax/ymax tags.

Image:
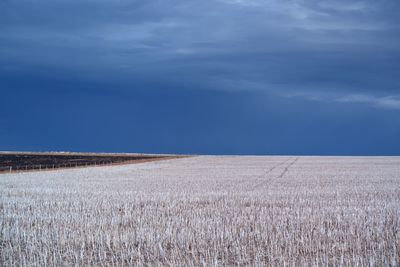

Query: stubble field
<box><xmin>1</xmin><ymin>156</ymin><xmax>399</xmax><ymax>266</ymax></box>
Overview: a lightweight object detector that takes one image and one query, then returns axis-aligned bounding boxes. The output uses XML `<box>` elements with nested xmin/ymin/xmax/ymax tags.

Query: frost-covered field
<box><xmin>1</xmin><ymin>156</ymin><xmax>400</xmax><ymax>266</ymax></box>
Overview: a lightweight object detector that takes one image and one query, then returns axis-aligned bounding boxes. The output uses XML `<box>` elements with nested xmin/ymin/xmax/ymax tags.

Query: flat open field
<box><xmin>1</xmin><ymin>156</ymin><xmax>399</xmax><ymax>265</ymax></box>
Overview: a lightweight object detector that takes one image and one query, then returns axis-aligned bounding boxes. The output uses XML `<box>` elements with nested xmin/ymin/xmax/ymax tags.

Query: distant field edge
<box><xmin>0</xmin><ymin>151</ymin><xmax>190</xmax><ymax>173</ymax></box>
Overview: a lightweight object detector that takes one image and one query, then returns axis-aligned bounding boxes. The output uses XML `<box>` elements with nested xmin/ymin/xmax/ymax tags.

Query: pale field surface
<box><xmin>1</xmin><ymin>156</ymin><xmax>400</xmax><ymax>266</ymax></box>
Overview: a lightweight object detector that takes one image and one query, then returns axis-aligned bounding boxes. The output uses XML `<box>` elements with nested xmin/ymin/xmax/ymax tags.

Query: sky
<box><xmin>0</xmin><ymin>0</ymin><xmax>400</xmax><ymax>155</ymax></box>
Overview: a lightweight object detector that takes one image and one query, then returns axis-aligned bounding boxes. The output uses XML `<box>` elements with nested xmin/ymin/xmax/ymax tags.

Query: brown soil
<box><xmin>0</xmin><ymin>152</ymin><xmax>184</xmax><ymax>173</ymax></box>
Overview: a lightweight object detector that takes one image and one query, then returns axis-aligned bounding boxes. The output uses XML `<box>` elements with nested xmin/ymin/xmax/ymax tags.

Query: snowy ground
<box><xmin>1</xmin><ymin>156</ymin><xmax>400</xmax><ymax>265</ymax></box>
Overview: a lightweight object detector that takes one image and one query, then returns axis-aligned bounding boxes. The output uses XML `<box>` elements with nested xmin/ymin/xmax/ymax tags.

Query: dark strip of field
<box><xmin>0</xmin><ymin>152</ymin><xmax>178</xmax><ymax>173</ymax></box>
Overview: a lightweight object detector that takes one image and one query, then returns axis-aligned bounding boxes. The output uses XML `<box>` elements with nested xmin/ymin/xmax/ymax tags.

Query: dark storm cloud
<box><xmin>1</xmin><ymin>0</ymin><xmax>400</xmax><ymax>154</ymax></box>
<box><xmin>1</xmin><ymin>0</ymin><xmax>400</xmax><ymax>110</ymax></box>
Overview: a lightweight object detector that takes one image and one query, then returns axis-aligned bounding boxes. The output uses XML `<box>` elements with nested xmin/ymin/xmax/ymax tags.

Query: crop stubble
<box><xmin>1</xmin><ymin>156</ymin><xmax>399</xmax><ymax>266</ymax></box>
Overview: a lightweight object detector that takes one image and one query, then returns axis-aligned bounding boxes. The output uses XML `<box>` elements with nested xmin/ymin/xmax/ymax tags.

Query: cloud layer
<box><xmin>1</xmin><ymin>0</ymin><xmax>400</xmax><ymax>154</ymax></box>
<box><xmin>1</xmin><ymin>0</ymin><xmax>400</xmax><ymax>109</ymax></box>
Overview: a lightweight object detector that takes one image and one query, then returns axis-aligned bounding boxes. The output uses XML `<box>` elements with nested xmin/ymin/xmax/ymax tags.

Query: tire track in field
<box><xmin>226</xmin><ymin>157</ymin><xmax>292</xmax><ymax>191</ymax></box>
<box><xmin>260</xmin><ymin>157</ymin><xmax>293</xmax><ymax>178</ymax></box>
<box><xmin>276</xmin><ymin>157</ymin><xmax>299</xmax><ymax>179</ymax></box>
<box><xmin>251</xmin><ymin>157</ymin><xmax>299</xmax><ymax>190</ymax></box>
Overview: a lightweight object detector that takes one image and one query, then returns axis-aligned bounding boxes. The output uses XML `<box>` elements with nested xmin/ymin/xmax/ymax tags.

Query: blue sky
<box><xmin>1</xmin><ymin>0</ymin><xmax>399</xmax><ymax>155</ymax></box>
